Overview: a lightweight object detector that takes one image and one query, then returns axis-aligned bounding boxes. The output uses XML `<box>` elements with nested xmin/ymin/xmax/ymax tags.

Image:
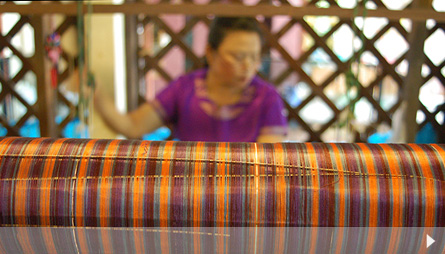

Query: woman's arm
<box><xmin>256</xmin><ymin>134</ymin><xmax>285</xmax><ymax>143</ymax></box>
<box><xmin>94</xmin><ymin>86</ymin><xmax>164</xmax><ymax>139</ymax></box>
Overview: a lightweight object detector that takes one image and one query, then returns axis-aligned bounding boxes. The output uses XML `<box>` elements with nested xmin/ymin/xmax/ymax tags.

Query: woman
<box><xmin>94</xmin><ymin>17</ymin><xmax>288</xmax><ymax>142</ymax></box>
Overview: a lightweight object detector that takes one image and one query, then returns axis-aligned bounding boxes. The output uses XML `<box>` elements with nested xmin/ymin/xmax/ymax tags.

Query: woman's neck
<box><xmin>205</xmin><ymin>70</ymin><xmax>243</xmax><ymax>94</ymax></box>
<box><xmin>205</xmin><ymin>70</ymin><xmax>244</xmax><ymax>106</ymax></box>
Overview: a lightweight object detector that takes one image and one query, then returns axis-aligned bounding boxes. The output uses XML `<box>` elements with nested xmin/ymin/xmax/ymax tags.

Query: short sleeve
<box><xmin>150</xmin><ymin>77</ymin><xmax>183</xmax><ymax>124</ymax></box>
<box><xmin>259</xmin><ymin>90</ymin><xmax>288</xmax><ymax>136</ymax></box>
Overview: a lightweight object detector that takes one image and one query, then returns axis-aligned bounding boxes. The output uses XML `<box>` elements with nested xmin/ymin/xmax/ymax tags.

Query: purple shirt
<box><xmin>151</xmin><ymin>69</ymin><xmax>287</xmax><ymax>142</ymax></box>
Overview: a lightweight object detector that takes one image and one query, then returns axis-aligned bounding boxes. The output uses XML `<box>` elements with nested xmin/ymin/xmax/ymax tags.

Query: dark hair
<box><xmin>207</xmin><ymin>17</ymin><xmax>264</xmax><ymax>50</ymax></box>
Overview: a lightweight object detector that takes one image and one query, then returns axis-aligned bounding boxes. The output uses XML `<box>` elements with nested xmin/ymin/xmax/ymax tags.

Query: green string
<box><xmin>341</xmin><ymin>0</ymin><xmax>368</xmax><ymax>130</ymax></box>
<box><xmin>76</xmin><ymin>1</ymin><xmax>94</xmax><ymax>138</ymax></box>
<box><xmin>86</xmin><ymin>0</ymin><xmax>95</xmax><ymax>139</ymax></box>
<box><xmin>86</xmin><ymin>2</ymin><xmax>95</xmax><ymax>90</ymax></box>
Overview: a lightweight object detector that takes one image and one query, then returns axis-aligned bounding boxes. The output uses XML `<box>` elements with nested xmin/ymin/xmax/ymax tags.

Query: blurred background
<box><xmin>0</xmin><ymin>0</ymin><xmax>444</xmax><ymax>143</ymax></box>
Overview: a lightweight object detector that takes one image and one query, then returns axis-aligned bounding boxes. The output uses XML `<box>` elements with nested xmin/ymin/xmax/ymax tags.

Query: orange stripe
<box><xmin>133</xmin><ymin>141</ymin><xmax>150</xmax><ymax>227</ymax></box>
<box><xmin>39</xmin><ymin>179</ymin><xmax>51</xmax><ymax>226</ymax></box>
<box><xmin>99</xmin><ymin>178</ymin><xmax>112</xmax><ymax>227</ymax></box>
<box><xmin>133</xmin><ymin>177</ymin><xmax>145</xmax><ymax>227</ymax></box>
<box><xmin>380</xmin><ymin>144</ymin><xmax>404</xmax><ymax>253</ymax></box>
<box><xmin>216</xmin><ymin>142</ymin><xmax>225</xmax><ymax>227</ymax></box>
<box><xmin>134</xmin><ymin>230</ymin><xmax>145</xmax><ymax>253</ymax></box>
<box><xmin>40</xmin><ymin>139</ymin><xmax>66</xmax><ymax>226</ymax></box>
<box><xmin>430</xmin><ymin>144</ymin><xmax>445</xmax><ymax>226</ymax></box>
<box><xmin>75</xmin><ymin>178</ymin><xmax>86</xmax><ymax>227</ymax></box>
<box><xmin>357</xmin><ymin>144</ymin><xmax>379</xmax><ymax>227</ymax></box>
<box><xmin>15</xmin><ymin>138</ymin><xmax>41</xmax><ymax>225</ymax></box>
<box><xmin>255</xmin><ymin>143</ymin><xmax>264</xmax><ymax>225</ymax></box>
<box><xmin>42</xmin><ymin>228</ymin><xmax>57</xmax><ymax>253</ymax></box>
<box><xmin>331</xmin><ymin>144</ymin><xmax>345</xmax><ymax>227</ymax></box>
<box><xmin>41</xmin><ymin>139</ymin><xmax>67</xmax><ymax>178</ymax></box>
<box><xmin>274</xmin><ymin>143</ymin><xmax>286</xmax><ymax>227</ymax></box>
<box><xmin>380</xmin><ymin>144</ymin><xmax>403</xmax><ymax>227</ymax></box>
<box><xmin>215</xmin><ymin>227</ymin><xmax>227</xmax><ymax>254</ymax></box>
<box><xmin>193</xmin><ymin>142</ymin><xmax>204</xmax><ymax>227</ymax></box>
<box><xmin>418</xmin><ymin>229</ymin><xmax>433</xmax><ymax>254</ymax></box>
<box><xmin>77</xmin><ymin>140</ymin><xmax>98</xmax><ymax>177</ymax></box>
<box><xmin>379</xmin><ymin>144</ymin><xmax>404</xmax><ymax>254</ymax></box>
<box><xmin>251</xmin><ymin>143</ymin><xmax>259</xmax><ymax>226</ymax></box>
<box><xmin>17</xmin><ymin>138</ymin><xmax>42</xmax><ymax>178</ymax></box>
<box><xmin>100</xmin><ymin>140</ymin><xmax>120</xmax><ymax>227</ymax></box>
<box><xmin>101</xmin><ymin>140</ymin><xmax>120</xmax><ymax>177</ymax></box>
<box><xmin>305</xmin><ymin>143</ymin><xmax>319</xmax><ymax>254</ymax></box>
<box><xmin>275</xmin><ymin>227</ymin><xmax>285</xmax><ymax>253</ymax></box>
<box><xmin>409</xmin><ymin>144</ymin><xmax>436</xmax><ymax>227</ymax></box>
<box><xmin>160</xmin><ymin>144</ymin><xmax>171</xmax><ymax>254</ymax></box>
<box><xmin>76</xmin><ymin>228</ymin><xmax>89</xmax><ymax>253</ymax></box>
<box><xmin>160</xmin><ymin>230</ymin><xmax>170</xmax><ymax>254</ymax></box>
<box><xmin>305</xmin><ymin>143</ymin><xmax>319</xmax><ymax>225</ymax></box>
<box><xmin>334</xmin><ymin>227</ymin><xmax>344</xmax><ymax>254</ymax></box>
<box><xmin>356</xmin><ymin>144</ymin><xmax>378</xmax><ymax>254</ymax></box>
<box><xmin>331</xmin><ymin>144</ymin><xmax>346</xmax><ymax>254</ymax></box>
<box><xmin>75</xmin><ymin>140</ymin><xmax>97</xmax><ymax>226</ymax></box>
<box><xmin>16</xmin><ymin>228</ymin><xmax>35</xmax><ymax>254</ymax></box>
<box><xmin>0</xmin><ymin>137</ymin><xmax>19</xmax><ymax>166</ymax></box>
<box><xmin>191</xmin><ymin>144</ymin><xmax>202</xmax><ymax>251</ymax></box>
<box><xmin>100</xmin><ymin>228</ymin><xmax>112</xmax><ymax>254</ymax></box>
<box><xmin>0</xmin><ymin>136</ymin><xmax>19</xmax><ymax>147</ymax></box>
<box><xmin>248</xmin><ymin>226</ymin><xmax>255</xmax><ymax>251</ymax></box>
<box><xmin>160</xmin><ymin>141</ymin><xmax>173</xmax><ymax>227</ymax></box>
<box><xmin>387</xmin><ymin>227</ymin><xmax>402</xmax><ymax>254</ymax></box>
<box><xmin>257</xmin><ymin>226</ymin><xmax>264</xmax><ymax>254</ymax></box>
<box><xmin>430</xmin><ymin>144</ymin><xmax>445</xmax><ymax>156</ymax></box>
<box><xmin>14</xmin><ymin>180</ymin><xmax>27</xmax><ymax>225</ymax></box>
<box><xmin>193</xmin><ymin>228</ymin><xmax>202</xmax><ymax>254</ymax></box>
<box><xmin>250</xmin><ymin>143</ymin><xmax>256</xmax><ymax>225</ymax></box>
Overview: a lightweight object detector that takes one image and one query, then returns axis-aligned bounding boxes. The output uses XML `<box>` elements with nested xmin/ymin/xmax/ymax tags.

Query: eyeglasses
<box><xmin>219</xmin><ymin>51</ymin><xmax>261</xmax><ymax>65</ymax></box>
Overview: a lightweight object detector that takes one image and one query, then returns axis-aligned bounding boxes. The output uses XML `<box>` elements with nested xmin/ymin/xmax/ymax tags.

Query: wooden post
<box><xmin>402</xmin><ymin>0</ymin><xmax>431</xmax><ymax>142</ymax></box>
<box><xmin>31</xmin><ymin>15</ymin><xmax>58</xmax><ymax>138</ymax></box>
<box><xmin>125</xmin><ymin>0</ymin><xmax>140</xmax><ymax>111</ymax></box>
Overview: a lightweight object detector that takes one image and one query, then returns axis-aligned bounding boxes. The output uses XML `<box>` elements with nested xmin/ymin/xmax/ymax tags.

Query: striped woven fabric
<box><xmin>0</xmin><ymin>137</ymin><xmax>444</xmax><ymax>227</ymax></box>
<box><xmin>1</xmin><ymin>227</ymin><xmax>444</xmax><ymax>253</ymax></box>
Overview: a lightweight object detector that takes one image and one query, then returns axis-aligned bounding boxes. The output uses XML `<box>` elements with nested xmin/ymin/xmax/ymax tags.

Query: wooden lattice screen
<box><xmin>134</xmin><ymin>0</ymin><xmax>445</xmax><ymax>142</ymax></box>
<box><xmin>0</xmin><ymin>10</ymin><xmax>79</xmax><ymax>138</ymax></box>
<box><xmin>1</xmin><ymin>0</ymin><xmax>444</xmax><ymax>142</ymax></box>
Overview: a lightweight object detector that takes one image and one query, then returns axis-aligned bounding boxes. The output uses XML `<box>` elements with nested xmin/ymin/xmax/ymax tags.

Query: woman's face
<box><xmin>206</xmin><ymin>30</ymin><xmax>262</xmax><ymax>89</ymax></box>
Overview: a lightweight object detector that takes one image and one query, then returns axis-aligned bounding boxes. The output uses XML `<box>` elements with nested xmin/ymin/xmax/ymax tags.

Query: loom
<box><xmin>0</xmin><ymin>137</ymin><xmax>444</xmax><ymax>253</ymax></box>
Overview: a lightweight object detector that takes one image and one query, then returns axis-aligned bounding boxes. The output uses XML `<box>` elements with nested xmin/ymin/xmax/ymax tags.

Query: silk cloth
<box><xmin>1</xmin><ymin>227</ymin><xmax>444</xmax><ymax>253</ymax></box>
<box><xmin>0</xmin><ymin>137</ymin><xmax>444</xmax><ymax>227</ymax></box>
